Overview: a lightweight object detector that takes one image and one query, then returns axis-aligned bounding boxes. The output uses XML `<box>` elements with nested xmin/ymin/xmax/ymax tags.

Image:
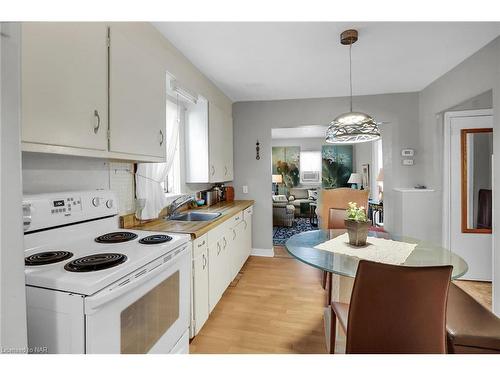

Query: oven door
<box><xmin>84</xmin><ymin>243</ymin><xmax>191</xmax><ymax>354</ymax></box>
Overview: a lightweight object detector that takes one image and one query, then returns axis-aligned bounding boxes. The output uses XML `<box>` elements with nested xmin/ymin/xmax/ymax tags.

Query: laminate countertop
<box><xmin>130</xmin><ymin>200</ymin><xmax>255</xmax><ymax>239</ymax></box>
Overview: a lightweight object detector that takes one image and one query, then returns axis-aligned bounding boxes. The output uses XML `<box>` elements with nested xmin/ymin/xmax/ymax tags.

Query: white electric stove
<box><xmin>23</xmin><ymin>190</ymin><xmax>191</xmax><ymax>354</ymax></box>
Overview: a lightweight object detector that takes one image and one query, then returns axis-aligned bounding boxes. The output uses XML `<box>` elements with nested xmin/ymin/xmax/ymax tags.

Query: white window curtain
<box><xmin>135</xmin><ymin>98</ymin><xmax>180</xmax><ymax>220</ymax></box>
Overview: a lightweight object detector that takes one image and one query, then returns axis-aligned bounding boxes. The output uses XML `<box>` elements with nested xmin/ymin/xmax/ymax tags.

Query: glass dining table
<box><xmin>285</xmin><ymin>229</ymin><xmax>468</xmax><ymax>280</ymax></box>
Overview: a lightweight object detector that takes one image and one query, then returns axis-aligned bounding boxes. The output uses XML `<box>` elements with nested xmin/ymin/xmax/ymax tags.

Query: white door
<box><xmin>22</xmin><ymin>23</ymin><xmax>108</xmax><ymax>150</ymax></box>
<box><xmin>447</xmin><ymin>111</ymin><xmax>493</xmax><ymax>281</ymax></box>
<box><xmin>109</xmin><ymin>25</ymin><xmax>166</xmax><ymax>159</ymax></box>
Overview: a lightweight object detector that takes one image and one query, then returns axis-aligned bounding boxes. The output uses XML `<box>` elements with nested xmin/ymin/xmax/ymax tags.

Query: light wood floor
<box><xmin>189</xmin><ymin>255</ymin><xmax>328</xmax><ymax>353</ymax></box>
<box><xmin>190</xmin><ymin>246</ymin><xmax>492</xmax><ymax>354</ymax></box>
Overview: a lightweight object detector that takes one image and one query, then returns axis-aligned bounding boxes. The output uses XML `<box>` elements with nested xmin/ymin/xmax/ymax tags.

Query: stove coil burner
<box><xmin>64</xmin><ymin>253</ymin><xmax>127</xmax><ymax>272</ymax></box>
<box><xmin>25</xmin><ymin>251</ymin><xmax>74</xmax><ymax>266</ymax></box>
<box><xmin>95</xmin><ymin>232</ymin><xmax>138</xmax><ymax>244</ymax></box>
<box><xmin>138</xmin><ymin>234</ymin><xmax>173</xmax><ymax>245</ymax></box>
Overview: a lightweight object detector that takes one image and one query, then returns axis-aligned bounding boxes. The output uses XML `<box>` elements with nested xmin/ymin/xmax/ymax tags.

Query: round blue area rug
<box><xmin>273</xmin><ymin>218</ymin><xmax>315</xmax><ymax>246</ymax></box>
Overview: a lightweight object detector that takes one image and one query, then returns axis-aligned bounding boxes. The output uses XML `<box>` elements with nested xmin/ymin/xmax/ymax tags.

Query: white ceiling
<box><xmin>154</xmin><ymin>22</ymin><xmax>500</xmax><ymax>102</ymax></box>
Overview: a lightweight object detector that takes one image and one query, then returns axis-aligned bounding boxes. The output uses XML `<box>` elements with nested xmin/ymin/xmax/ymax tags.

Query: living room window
<box><xmin>300</xmin><ymin>151</ymin><xmax>321</xmax><ymax>184</ymax></box>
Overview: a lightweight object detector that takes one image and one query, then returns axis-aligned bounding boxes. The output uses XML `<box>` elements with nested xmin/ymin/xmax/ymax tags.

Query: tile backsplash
<box><xmin>108</xmin><ymin>161</ymin><xmax>135</xmax><ymax>215</ymax></box>
<box><xmin>22</xmin><ymin>153</ymin><xmax>136</xmax><ymax>215</ymax></box>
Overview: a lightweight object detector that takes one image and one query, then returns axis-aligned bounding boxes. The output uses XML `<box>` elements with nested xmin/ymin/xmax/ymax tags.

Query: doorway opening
<box><xmin>270</xmin><ymin>125</ymin><xmax>383</xmax><ymax>254</ymax></box>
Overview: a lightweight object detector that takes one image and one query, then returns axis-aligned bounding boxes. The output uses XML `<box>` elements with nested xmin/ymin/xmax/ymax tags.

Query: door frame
<box><xmin>442</xmin><ymin>109</ymin><xmax>493</xmax><ymax>249</ymax></box>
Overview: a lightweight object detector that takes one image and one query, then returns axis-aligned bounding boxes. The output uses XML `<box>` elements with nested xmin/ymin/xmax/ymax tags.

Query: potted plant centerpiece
<box><xmin>344</xmin><ymin>202</ymin><xmax>371</xmax><ymax>246</ymax></box>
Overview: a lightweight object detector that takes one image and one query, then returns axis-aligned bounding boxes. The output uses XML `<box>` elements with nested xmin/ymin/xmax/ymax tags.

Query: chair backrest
<box><xmin>346</xmin><ymin>260</ymin><xmax>452</xmax><ymax>354</ymax></box>
<box><xmin>318</xmin><ymin>188</ymin><xmax>369</xmax><ymax>229</ymax></box>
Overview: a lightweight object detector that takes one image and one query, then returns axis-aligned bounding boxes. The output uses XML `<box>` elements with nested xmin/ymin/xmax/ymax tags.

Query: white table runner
<box><xmin>314</xmin><ymin>233</ymin><xmax>417</xmax><ymax>265</ymax></box>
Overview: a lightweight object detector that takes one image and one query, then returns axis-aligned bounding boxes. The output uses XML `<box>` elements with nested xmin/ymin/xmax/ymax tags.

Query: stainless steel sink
<box><xmin>168</xmin><ymin>212</ymin><xmax>222</xmax><ymax>222</ymax></box>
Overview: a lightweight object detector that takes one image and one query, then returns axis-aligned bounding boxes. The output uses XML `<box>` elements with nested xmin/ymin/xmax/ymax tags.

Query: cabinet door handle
<box><xmin>232</xmin><ymin>229</ymin><xmax>236</xmax><ymax>240</ymax></box>
<box><xmin>224</xmin><ymin>166</ymin><xmax>228</xmax><ymax>176</ymax></box>
<box><xmin>93</xmin><ymin>110</ymin><xmax>100</xmax><ymax>134</ymax></box>
<box><xmin>217</xmin><ymin>242</ymin><xmax>221</xmax><ymax>255</ymax></box>
<box><xmin>243</xmin><ymin>220</ymin><xmax>248</xmax><ymax>230</ymax></box>
<box><xmin>211</xmin><ymin>165</ymin><xmax>215</xmax><ymax>176</ymax></box>
<box><xmin>159</xmin><ymin>130</ymin><xmax>164</xmax><ymax>146</ymax></box>
<box><xmin>223</xmin><ymin>237</ymin><xmax>227</xmax><ymax>249</ymax></box>
<box><xmin>197</xmin><ymin>240</ymin><xmax>206</xmax><ymax>248</ymax></box>
<box><xmin>202</xmin><ymin>254</ymin><xmax>207</xmax><ymax>270</ymax></box>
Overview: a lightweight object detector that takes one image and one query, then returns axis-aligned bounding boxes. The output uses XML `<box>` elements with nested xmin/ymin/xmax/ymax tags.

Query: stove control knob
<box><xmin>106</xmin><ymin>199</ymin><xmax>113</xmax><ymax>209</ymax></box>
<box><xmin>92</xmin><ymin>197</ymin><xmax>101</xmax><ymax>207</ymax></box>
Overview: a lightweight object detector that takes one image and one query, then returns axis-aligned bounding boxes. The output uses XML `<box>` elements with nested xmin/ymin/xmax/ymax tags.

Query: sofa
<box><xmin>287</xmin><ymin>188</ymin><xmax>317</xmax><ymax>217</ymax></box>
<box><xmin>272</xmin><ymin>195</ymin><xmax>295</xmax><ymax>227</ymax></box>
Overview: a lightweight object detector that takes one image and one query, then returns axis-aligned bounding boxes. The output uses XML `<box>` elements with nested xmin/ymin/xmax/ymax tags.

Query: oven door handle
<box><xmin>85</xmin><ymin>244</ymin><xmax>189</xmax><ymax>314</ymax></box>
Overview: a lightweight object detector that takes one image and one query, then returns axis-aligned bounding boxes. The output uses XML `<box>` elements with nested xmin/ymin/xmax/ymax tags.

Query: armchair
<box><xmin>272</xmin><ymin>195</ymin><xmax>295</xmax><ymax>227</ymax></box>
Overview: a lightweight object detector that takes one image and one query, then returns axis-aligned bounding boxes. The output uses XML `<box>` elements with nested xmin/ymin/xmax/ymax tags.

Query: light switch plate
<box><xmin>401</xmin><ymin>149</ymin><xmax>415</xmax><ymax>157</ymax></box>
<box><xmin>242</xmin><ymin>186</ymin><xmax>248</xmax><ymax>194</ymax></box>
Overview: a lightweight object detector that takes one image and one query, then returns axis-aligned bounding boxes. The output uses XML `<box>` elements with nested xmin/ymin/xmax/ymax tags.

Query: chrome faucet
<box><xmin>166</xmin><ymin>195</ymin><xmax>195</xmax><ymax>219</ymax></box>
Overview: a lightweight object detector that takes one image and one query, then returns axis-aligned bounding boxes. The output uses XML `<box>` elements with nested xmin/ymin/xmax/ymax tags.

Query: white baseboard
<box><xmin>251</xmin><ymin>248</ymin><xmax>275</xmax><ymax>257</ymax></box>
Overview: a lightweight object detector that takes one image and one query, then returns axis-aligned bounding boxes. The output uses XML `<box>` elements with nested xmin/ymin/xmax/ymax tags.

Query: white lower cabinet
<box><xmin>190</xmin><ymin>235</ymin><xmax>209</xmax><ymax>338</ymax></box>
<box><xmin>207</xmin><ymin>224</ymin><xmax>227</xmax><ymax>313</ymax></box>
<box><xmin>190</xmin><ymin>206</ymin><xmax>253</xmax><ymax>337</ymax></box>
<box><xmin>243</xmin><ymin>206</ymin><xmax>253</xmax><ymax>261</ymax></box>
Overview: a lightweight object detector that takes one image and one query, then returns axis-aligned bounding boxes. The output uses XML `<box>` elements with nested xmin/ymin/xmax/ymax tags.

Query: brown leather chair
<box><xmin>318</xmin><ymin>188</ymin><xmax>370</xmax><ymax>230</ymax></box>
<box><xmin>318</xmin><ymin>188</ymin><xmax>369</xmax><ymax>290</ymax></box>
<box><xmin>446</xmin><ymin>283</ymin><xmax>500</xmax><ymax>353</ymax></box>
<box><xmin>330</xmin><ymin>260</ymin><xmax>452</xmax><ymax>354</ymax></box>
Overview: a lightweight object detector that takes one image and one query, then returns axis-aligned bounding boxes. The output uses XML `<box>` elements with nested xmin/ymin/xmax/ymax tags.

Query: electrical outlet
<box><xmin>401</xmin><ymin>149</ymin><xmax>415</xmax><ymax>157</ymax></box>
<box><xmin>242</xmin><ymin>186</ymin><xmax>248</xmax><ymax>194</ymax></box>
<box><xmin>402</xmin><ymin>159</ymin><xmax>414</xmax><ymax>166</ymax></box>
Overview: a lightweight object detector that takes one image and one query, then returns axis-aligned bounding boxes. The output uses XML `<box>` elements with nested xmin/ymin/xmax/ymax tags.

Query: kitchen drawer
<box><xmin>243</xmin><ymin>206</ymin><xmax>253</xmax><ymax>219</ymax></box>
<box><xmin>193</xmin><ymin>234</ymin><xmax>208</xmax><ymax>257</ymax></box>
<box><xmin>227</xmin><ymin>212</ymin><xmax>242</xmax><ymax>228</ymax></box>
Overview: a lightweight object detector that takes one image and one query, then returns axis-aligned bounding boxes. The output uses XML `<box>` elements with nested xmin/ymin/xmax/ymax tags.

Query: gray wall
<box><xmin>418</xmin><ymin>36</ymin><xmax>500</xmax><ymax>315</ymax></box>
<box><xmin>419</xmin><ymin>38</ymin><xmax>500</xmax><ymax>240</ymax></box>
<box><xmin>233</xmin><ymin>92</ymin><xmax>420</xmax><ymax>251</ymax></box>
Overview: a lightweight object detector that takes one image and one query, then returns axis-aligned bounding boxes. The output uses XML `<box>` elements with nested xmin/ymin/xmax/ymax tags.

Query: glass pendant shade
<box><xmin>326</xmin><ymin>29</ymin><xmax>381</xmax><ymax>144</ymax></box>
<box><xmin>326</xmin><ymin>111</ymin><xmax>381</xmax><ymax>144</ymax></box>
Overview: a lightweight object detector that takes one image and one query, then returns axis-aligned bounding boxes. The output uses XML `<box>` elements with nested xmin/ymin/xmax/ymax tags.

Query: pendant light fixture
<box><xmin>326</xmin><ymin>29</ymin><xmax>381</xmax><ymax>144</ymax></box>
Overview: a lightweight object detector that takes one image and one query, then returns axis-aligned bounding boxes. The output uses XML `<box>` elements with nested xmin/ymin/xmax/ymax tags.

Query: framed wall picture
<box><xmin>321</xmin><ymin>145</ymin><xmax>353</xmax><ymax>189</ymax></box>
<box><xmin>361</xmin><ymin>163</ymin><xmax>370</xmax><ymax>190</ymax></box>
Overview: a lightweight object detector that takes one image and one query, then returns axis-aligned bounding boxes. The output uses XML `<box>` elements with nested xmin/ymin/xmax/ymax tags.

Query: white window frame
<box><xmin>163</xmin><ymin>98</ymin><xmax>182</xmax><ymax>197</ymax></box>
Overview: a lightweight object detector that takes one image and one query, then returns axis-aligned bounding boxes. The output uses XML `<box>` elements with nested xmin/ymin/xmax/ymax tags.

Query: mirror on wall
<box><xmin>461</xmin><ymin>128</ymin><xmax>493</xmax><ymax>233</ymax></box>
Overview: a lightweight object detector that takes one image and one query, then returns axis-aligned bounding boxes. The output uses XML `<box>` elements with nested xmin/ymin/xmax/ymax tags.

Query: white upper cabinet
<box><xmin>209</xmin><ymin>102</ymin><xmax>233</xmax><ymax>182</ymax></box>
<box><xmin>208</xmin><ymin>103</ymin><xmax>226</xmax><ymax>182</ymax></box>
<box><xmin>185</xmin><ymin>100</ymin><xmax>233</xmax><ymax>183</ymax></box>
<box><xmin>109</xmin><ymin>25</ymin><xmax>166</xmax><ymax>159</ymax></box>
<box><xmin>22</xmin><ymin>23</ymin><xmax>108</xmax><ymax>151</ymax></box>
<box><xmin>185</xmin><ymin>97</ymin><xmax>209</xmax><ymax>183</ymax></box>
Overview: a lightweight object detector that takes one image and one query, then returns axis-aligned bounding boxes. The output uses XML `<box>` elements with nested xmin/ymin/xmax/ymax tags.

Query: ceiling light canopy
<box><xmin>326</xmin><ymin>29</ymin><xmax>381</xmax><ymax>144</ymax></box>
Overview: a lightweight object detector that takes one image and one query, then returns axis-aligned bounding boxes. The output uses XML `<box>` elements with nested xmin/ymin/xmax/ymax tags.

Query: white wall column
<box><xmin>0</xmin><ymin>22</ymin><xmax>28</xmax><ymax>351</ymax></box>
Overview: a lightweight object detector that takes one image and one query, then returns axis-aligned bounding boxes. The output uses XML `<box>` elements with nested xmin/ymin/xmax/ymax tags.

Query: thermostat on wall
<box><xmin>402</xmin><ymin>159</ymin><xmax>414</xmax><ymax>166</ymax></box>
<box><xmin>401</xmin><ymin>149</ymin><xmax>414</xmax><ymax>157</ymax></box>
